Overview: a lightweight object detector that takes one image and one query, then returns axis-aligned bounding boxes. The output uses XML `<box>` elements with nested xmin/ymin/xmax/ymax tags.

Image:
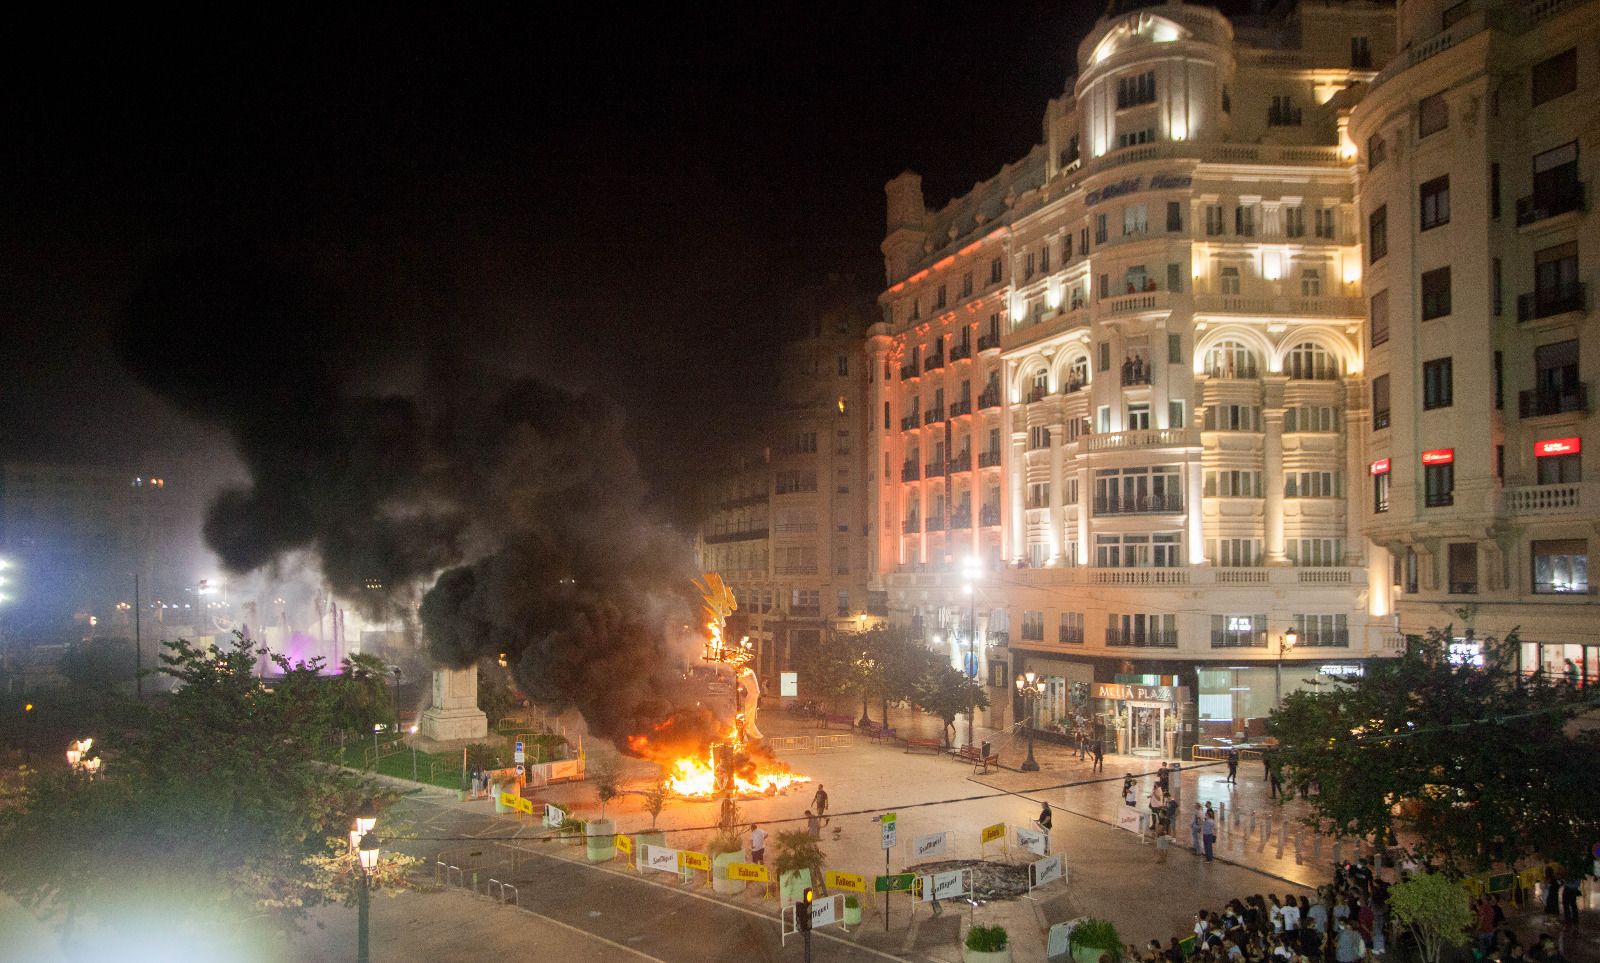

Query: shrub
<box><xmin>558</xmin><ymin>816</ymin><xmax>586</xmax><ymax>836</ymax></box>
<box><xmin>966</xmin><ymin>924</ymin><xmax>1009</xmax><ymax>952</ymax></box>
<box><xmin>774</xmin><ymin>830</ymin><xmax>825</xmax><ymax>889</ymax></box>
<box><xmin>1071</xmin><ymin>918</ymin><xmax>1122</xmax><ymax>960</ymax></box>
<box><xmin>707</xmin><ymin>830</ymin><xmax>744</xmax><ymax>858</ymax></box>
<box><xmin>844</xmin><ymin>894</ymin><xmax>860</xmax><ymax>909</ymax></box>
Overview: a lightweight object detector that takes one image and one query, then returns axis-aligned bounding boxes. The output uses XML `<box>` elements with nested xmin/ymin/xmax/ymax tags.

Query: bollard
<box><xmin>1249</xmin><ymin>811</ymin><xmax>1258</xmax><ymax>837</ymax></box>
<box><xmin>1332</xmin><ymin>841</ymin><xmax>1343</xmax><ymax>865</ymax></box>
<box><xmin>1313</xmin><ymin>835</ymin><xmax>1323</xmax><ymax>860</ymax></box>
<box><xmin>1219</xmin><ymin>802</ymin><xmax>1227</xmax><ymax>828</ymax></box>
<box><xmin>1279</xmin><ymin>821</ymin><xmax>1288</xmax><ymax>848</ymax></box>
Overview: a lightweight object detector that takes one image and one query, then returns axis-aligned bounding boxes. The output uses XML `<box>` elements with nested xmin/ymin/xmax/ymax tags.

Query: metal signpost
<box><xmin>878</xmin><ymin>813</ymin><xmax>896</xmax><ymax>931</ymax></box>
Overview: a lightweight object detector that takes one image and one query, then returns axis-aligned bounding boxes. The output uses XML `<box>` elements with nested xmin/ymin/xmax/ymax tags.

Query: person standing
<box><xmin>1334</xmin><ymin>919</ymin><xmax>1365</xmax><ymax>963</ymax></box>
<box><xmin>812</xmin><ymin>784</ymin><xmax>830</xmax><ymax>826</ymax></box>
<box><xmin>805</xmin><ymin>809</ymin><xmax>820</xmax><ymax>839</ymax></box>
<box><xmin>1561</xmin><ymin>874</ymin><xmax>1582</xmax><ymax>926</ymax></box>
<box><xmin>1545</xmin><ymin>866</ymin><xmax>1562</xmax><ymax>916</ymax></box>
<box><xmin>749</xmin><ymin>824</ymin><xmax>768</xmax><ymax>865</ymax></box>
<box><xmin>1038</xmin><ymin>801</ymin><xmax>1054</xmax><ymax>834</ymax></box>
<box><xmin>1202</xmin><ymin>803</ymin><xmax>1217</xmax><ymax>862</ymax></box>
<box><xmin>1226</xmin><ymin>748</ymin><xmax>1239</xmax><ymax>784</ymax></box>
<box><xmin>1093</xmin><ymin>738</ymin><xmax>1105</xmax><ymax>772</ymax></box>
<box><xmin>1190</xmin><ymin>804</ymin><xmax>1204</xmax><ymax>855</ymax></box>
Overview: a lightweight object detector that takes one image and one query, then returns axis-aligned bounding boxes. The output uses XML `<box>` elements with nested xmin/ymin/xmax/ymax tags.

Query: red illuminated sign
<box><xmin>1421</xmin><ymin>449</ymin><xmax>1455</xmax><ymax>466</ymax></box>
<box><xmin>1534</xmin><ymin>437</ymin><xmax>1581</xmax><ymax>457</ymax></box>
<box><xmin>1369</xmin><ymin>458</ymin><xmax>1391</xmax><ymax>475</ymax></box>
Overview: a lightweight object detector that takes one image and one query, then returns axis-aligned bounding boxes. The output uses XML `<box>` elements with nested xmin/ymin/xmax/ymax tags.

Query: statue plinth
<box><xmin>420</xmin><ymin>664</ymin><xmax>488</xmax><ymax>743</ymax></box>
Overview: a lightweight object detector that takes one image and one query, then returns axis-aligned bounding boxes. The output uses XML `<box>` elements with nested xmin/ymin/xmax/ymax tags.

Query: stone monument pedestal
<box><xmin>420</xmin><ymin>664</ymin><xmax>489</xmax><ymax>743</ymax></box>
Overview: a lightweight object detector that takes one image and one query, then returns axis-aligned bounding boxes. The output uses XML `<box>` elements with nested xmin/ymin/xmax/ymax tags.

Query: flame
<box><xmin>627</xmin><ymin>723</ymin><xmax>809</xmax><ymax>800</ymax></box>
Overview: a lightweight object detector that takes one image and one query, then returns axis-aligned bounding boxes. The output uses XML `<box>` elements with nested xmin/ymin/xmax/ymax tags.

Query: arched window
<box><xmin>1287</xmin><ymin>342</ymin><xmax>1339</xmax><ymax>380</ymax></box>
<box><xmin>1031</xmin><ymin>367</ymin><xmax>1049</xmax><ymax>400</ymax></box>
<box><xmin>1068</xmin><ymin>357</ymin><xmax>1090</xmax><ymax>392</ymax></box>
<box><xmin>1205</xmin><ymin>340</ymin><xmax>1259</xmax><ymax>379</ymax></box>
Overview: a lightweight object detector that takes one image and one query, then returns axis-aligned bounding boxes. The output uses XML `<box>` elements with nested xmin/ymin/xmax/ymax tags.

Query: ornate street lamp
<box><xmin>1276</xmin><ymin>626</ymin><xmax>1300</xmax><ymax>709</ymax></box>
<box><xmin>353</xmin><ymin>810</ymin><xmax>381</xmax><ymax>963</ymax></box>
<box><xmin>1015</xmin><ymin>672</ymin><xmax>1047</xmax><ymax>772</ymax></box>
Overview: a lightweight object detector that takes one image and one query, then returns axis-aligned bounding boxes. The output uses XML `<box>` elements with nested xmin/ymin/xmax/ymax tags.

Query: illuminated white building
<box><xmin>1351</xmin><ymin>0</ymin><xmax>1600</xmax><ymax>678</ymax></box>
<box><xmin>867</xmin><ymin>0</ymin><xmax>1397</xmax><ymax>746</ymax></box>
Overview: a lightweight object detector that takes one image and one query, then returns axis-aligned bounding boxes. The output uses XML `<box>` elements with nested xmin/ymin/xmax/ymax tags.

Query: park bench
<box><xmin>821</xmin><ymin>713</ymin><xmax>856</xmax><ymax>729</ymax></box>
<box><xmin>903</xmin><ymin>736</ymin><xmax>943</xmax><ymax>753</ymax></box>
<box><xmin>955</xmin><ymin>745</ymin><xmax>1000</xmax><ymax>773</ymax></box>
<box><xmin>859</xmin><ymin>721</ymin><xmax>897</xmax><ymax>742</ymax></box>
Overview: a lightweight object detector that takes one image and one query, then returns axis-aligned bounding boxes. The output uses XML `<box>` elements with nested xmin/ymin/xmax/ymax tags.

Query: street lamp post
<box><xmin>352</xmin><ymin>803</ymin><xmax>379</xmax><ymax>963</ymax></box>
<box><xmin>1015</xmin><ymin>672</ymin><xmax>1046</xmax><ymax>772</ymax></box>
<box><xmin>1275</xmin><ymin>626</ymin><xmax>1299</xmax><ymax>709</ymax></box>
<box><xmin>962</xmin><ymin>556</ymin><xmax>982</xmax><ymax>748</ymax></box>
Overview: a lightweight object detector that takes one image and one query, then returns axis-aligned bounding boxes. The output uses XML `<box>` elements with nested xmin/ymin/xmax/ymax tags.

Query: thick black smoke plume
<box><xmin>118</xmin><ymin>248</ymin><xmax>698</xmax><ymax>741</ymax></box>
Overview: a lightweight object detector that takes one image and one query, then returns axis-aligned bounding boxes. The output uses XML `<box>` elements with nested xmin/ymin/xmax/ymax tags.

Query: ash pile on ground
<box><xmin>906</xmin><ymin>859</ymin><xmax>1031</xmax><ymax>901</ymax></box>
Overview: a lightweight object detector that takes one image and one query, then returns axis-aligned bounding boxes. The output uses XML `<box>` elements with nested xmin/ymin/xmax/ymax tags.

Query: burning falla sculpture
<box><xmin>626</xmin><ymin>573</ymin><xmax>806</xmax><ymax>825</ymax></box>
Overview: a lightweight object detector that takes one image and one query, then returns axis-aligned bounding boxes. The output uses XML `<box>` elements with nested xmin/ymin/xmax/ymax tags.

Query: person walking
<box><xmin>1038</xmin><ymin>800</ymin><xmax>1054</xmax><ymax>834</ymax></box>
<box><xmin>749</xmin><ymin>824</ymin><xmax>768</xmax><ymax>865</ymax></box>
<box><xmin>1190</xmin><ymin>804</ymin><xmax>1204</xmax><ymax>855</ymax></box>
<box><xmin>1125</xmin><ymin>779</ymin><xmax>1139</xmax><ymax>808</ymax></box>
<box><xmin>1202</xmin><ymin>803</ymin><xmax>1217</xmax><ymax>862</ymax></box>
<box><xmin>812</xmin><ymin>784</ymin><xmax>830</xmax><ymax>826</ymax></box>
<box><xmin>1226</xmin><ymin>748</ymin><xmax>1239</xmax><ymax>784</ymax></box>
<box><xmin>1561</xmin><ymin>874</ymin><xmax>1582</xmax><ymax>927</ymax></box>
<box><xmin>1333</xmin><ymin>919</ymin><xmax>1365</xmax><ymax>963</ymax></box>
<box><xmin>805</xmin><ymin>809</ymin><xmax>820</xmax><ymax>839</ymax></box>
<box><xmin>1093</xmin><ymin>738</ymin><xmax>1105</xmax><ymax>772</ymax></box>
<box><xmin>1545</xmin><ymin>866</ymin><xmax>1562</xmax><ymax>917</ymax></box>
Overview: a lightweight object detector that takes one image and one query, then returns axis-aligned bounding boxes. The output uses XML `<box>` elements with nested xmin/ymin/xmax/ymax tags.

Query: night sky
<box><xmin>2</xmin><ymin>2</ymin><xmax>1102</xmax><ymax>521</ymax></box>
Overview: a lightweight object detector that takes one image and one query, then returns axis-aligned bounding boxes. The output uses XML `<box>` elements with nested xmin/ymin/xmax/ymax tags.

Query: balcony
<box><xmin>899</xmin><ymin>364</ymin><xmax>919</xmax><ymax>381</ymax></box>
<box><xmin>1502</xmin><ymin>482</ymin><xmax>1588</xmax><ymax>515</ymax></box>
<box><xmin>789</xmin><ymin>605</ymin><xmax>822</xmax><ymax>618</ymax></box>
<box><xmin>949</xmin><ymin>399</ymin><xmax>972</xmax><ymax>418</ymax></box>
<box><xmin>925</xmin><ymin>461</ymin><xmax>947</xmax><ymax>478</ymax></box>
<box><xmin>925</xmin><ymin>406</ymin><xmax>944</xmax><ymax>424</ymax></box>
<box><xmin>1519</xmin><ymin>384</ymin><xmax>1588</xmax><ymax>418</ymax></box>
<box><xmin>1084</xmin><ymin>428</ymin><xmax>1199</xmax><ymax>453</ymax></box>
<box><xmin>978</xmin><ymin>387</ymin><xmax>1001</xmax><ymax>411</ymax></box>
<box><xmin>900</xmin><ymin>413</ymin><xmax>920</xmax><ymax>431</ymax></box>
<box><xmin>950</xmin><ymin>509</ymin><xmax>972</xmax><ymax>529</ymax></box>
<box><xmin>979</xmin><ymin>449</ymin><xmax>1002</xmax><ymax>469</ymax></box>
<box><xmin>950</xmin><ymin>341</ymin><xmax>973</xmax><ymax>362</ymax></box>
<box><xmin>924</xmin><ymin>353</ymin><xmax>945</xmax><ymax>373</ymax></box>
<box><xmin>1090</xmin><ymin>568</ymin><xmax>1189</xmax><ymax>586</ymax></box>
<box><xmin>1063</xmin><ymin>379</ymin><xmax>1087</xmax><ymax>395</ymax></box>
<box><xmin>1028</xmin><ymin>386</ymin><xmax>1049</xmax><ymax>403</ymax></box>
<box><xmin>1516</xmin><ymin>184</ymin><xmax>1585</xmax><ymax>227</ymax></box>
<box><xmin>947</xmin><ymin>451</ymin><xmax>972</xmax><ymax>473</ymax></box>
<box><xmin>903</xmin><ymin>517</ymin><xmax>921</xmax><ymax>533</ymax></box>
<box><xmin>901</xmin><ymin>462</ymin><xmax>920</xmax><ymax>481</ymax></box>
<box><xmin>1121</xmin><ymin>366</ymin><xmax>1152</xmax><ymax>387</ymax></box>
<box><xmin>702</xmin><ymin>527</ymin><xmax>769</xmax><ymax>544</ymax></box>
<box><xmin>1103</xmin><ymin>291</ymin><xmax>1168</xmax><ymax>316</ymax></box>
<box><xmin>1518</xmin><ymin>282</ymin><xmax>1586</xmax><ymax>322</ymax></box>
<box><xmin>1193</xmin><ymin>294</ymin><xmax>1364</xmax><ymax>318</ymax></box>
<box><xmin>1106</xmin><ymin>628</ymin><xmax>1179</xmax><ymax>648</ymax></box>
<box><xmin>927</xmin><ymin>514</ymin><xmax>944</xmax><ymax>529</ymax></box>
<box><xmin>977</xmin><ymin>333</ymin><xmax>1001</xmax><ymax>352</ymax></box>
<box><xmin>979</xmin><ymin>505</ymin><xmax>1001</xmax><ymax>526</ymax></box>
<box><xmin>1093</xmin><ymin>493</ymin><xmax>1184</xmax><ymax>515</ymax></box>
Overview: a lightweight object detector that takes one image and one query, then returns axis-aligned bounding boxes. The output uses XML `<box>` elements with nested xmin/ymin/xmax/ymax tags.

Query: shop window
<box><xmin>1532</xmin><ymin>539</ymin><xmax>1588</xmax><ymax>594</ymax></box>
<box><xmin>1448</xmin><ymin>543</ymin><xmax>1478</xmax><ymax>594</ymax></box>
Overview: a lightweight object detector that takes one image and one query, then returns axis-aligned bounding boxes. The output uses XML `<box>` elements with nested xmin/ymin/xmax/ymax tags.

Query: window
<box><xmin>1448</xmin><ymin>542</ymin><xmax>1478</xmax><ymax>594</ymax></box>
<box><xmin>1098</xmin><ymin>342</ymin><xmax>1110</xmax><ymax>372</ymax></box>
<box><xmin>1204</xmin><ymin>339</ymin><xmax>1257</xmax><ymax>378</ymax></box>
<box><xmin>1352</xmin><ymin>36</ymin><xmax>1372</xmax><ymax>68</ymax></box>
<box><xmin>1063</xmin><ymin>234</ymin><xmax>1073</xmax><ymax>262</ymax></box>
<box><xmin>1127</xmin><ymin>403</ymin><xmax>1150</xmax><ymax>430</ymax></box>
<box><xmin>1532</xmin><ymin>539</ymin><xmax>1588</xmax><ymax>594</ymax></box>
<box><xmin>775</xmin><ymin>470</ymin><xmax>818</xmax><ymax>494</ymax></box>
<box><xmin>837</xmin><ymin>354</ymin><xmax>849</xmax><ymax>376</ymax></box>
<box><xmin>1442</xmin><ymin>0</ymin><xmax>1470</xmax><ymax>26</ymax></box>
<box><xmin>1117</xmin><ymin>127</ymin><xmax>1155</xmax><ymax>149</ymax></box>
<box><xmin>1167</xmin><ymin>262</ymin><xmax>1182</xmax><ymax>294</ymax></box>
<box><xmin>1116</xmin><ymin>71</ymin><xmax>1157</xmax><ymax>108</ymax></box>
<box><xmin>1492</xmin><ymin>258</ymin><xmax>1503</xmax><ymax>316</ymax></box>
<box><xmin>1371</xmin><ymin>290</ymin><xmax>1390</xmax><ymax>347</ymax></box>
<box><xmin>1235</xmin><ymin>205</ymin><xmax>1256</xmax><ymax>237</ymax></box>
<box><xmin>1220</xmin><ymin>266</ymin><xmax>1241</xmax><ymax>295</ymax></box>
<box><xmin>1168</xmin><ymin>400</ymin><xmax>1185</xmax><ymax>429</ymax></box>
<box><xmin>962</xmin><ymin>272</ymin><xmax>973</xmax><ymax>297</ymax></box>
<box><xmin>1531</xmin><ymin>142</ymin><xmax>1581</xmax><ymax>219</ymax></box>
<box><xmin>1166</xmin><ymin>201</ymin><xmax>1183</xmax><ymax>232</ymax></box>
<box><xmin>1285</xmin><ymin>207</ymin><xmax>1306</xmax><ymax>238</ymax></box>
<box><xmin>1373</xmin><ymin>469</ymin><xmax>1391</xmax><ymax>513</ymax></box>
<box><xmin>1205</xmin><ymin>469</ymin><xmax>1263</xmax><ymax>497</ymax></box>
<box><xmin>1292</xmin><ymin>614</ymin><xmax>1349</xmax><ymax>647</ymax></box>
<box><xmin>1124</xmin><ymin>204</ymin><xmax>1148</xmax><ymax>236</ymax></box>
<box><xmin>1040</xmin><ymin>246</ymin><xmax>1050</xmax><ymax>273</ymax></box>
<box><xmin>1423</xmin><ymin>357</ymin><xmax>1453</xmax><ymax>409</ymax></box>
<box><xmin>935</xmin><ymin>285</ymin><xmax>947</xmax><ymax>309</ymax></box>
<box><xmin>1287</xmin><ymin>342</ymin><xmax>1338</xmax><ymax>380</ymax></box>
<box><xmin>1301</xmin><ymin>268</ymin><xmax>1321</xmax><ymax>297</ymax></box>
<box><xmin>1095</xmin><ymin>213</ymin><xmax>1108</xmax><ymax>244</ymax></box>
<box><xmin>1022</xmin><ymin>611</ymin><xmax>1045</xmax><ymax>641</ymax></box>
<box><xmin>1094</xmin><ymin>532</ymin><xmax>1182</xmax><ymax>567</ymax></box>
<box><xmin>1534</xmin><ymin>339</ymin><xmax>1581</xmax><ymax>408</ymax></box>
<box><xmin>1532</xmin><ymin>242</ymin><xmax>1580</xmax><ymax>316</ymax></box>
<box><xmin>1028</xmin><ymin>425</ymin><xmax>1051</xmax><ymax>450</ymax></box>
<box><xmin>1425</xmin><ymin>462</ymin><xmax>1454</xmax><ymax>506</ymax></box>
<box><xmin>1058</xmin><ymin>612</ymin><xmax>1085</xmax><ymax>645</ymax></box>
<box><xmin>1420</xmin><ymin>176</ymin><xmax>1450</xmax><ymax>230</ymax></box>
<box><xmin>1205</xmin><ymin>205</ymin><xmax>1225</xmax><ymax>236</ymax></box>
<box><xmin>1285</xmin><ymin>471</ymin><xmax>1339</xmax><ymax>498</ymax></box>
<box><xmin>883</xmin><ymin>401</ymin><xmax>891</xmax><ymax>431</ymax></box>
<box><xmin>1286</xmin><ymin>539</ymin><xmax>1343</xmax><ymax>568</ymax></box>
<box><xmin>1538</xmin><ymin>450</ymin><xmax>1581</xmax><ymax>485</ymax></box>
<box><xmin>1023</xmin><ymin>252</ymin><xmax>1034</xmax><ymax>281</ymax></box>
<box><xmin>1532</xmin><ymin>48</ymin><xmax>1577</xmax><ymax>106</ymax></box>
<box><xmin>1369</xmin><ymin>205</ymin><xmax>1387</xmax><ymax>262</ymax></box>
<box><xmin>1494</xmin><ymin>351</ymin><xmax>1504</xmax><ymax>409</ymax></box>
<box><xmin>990</xmin><ymin>258</ymin><xmax>1003</xmax><ymax>284</ymax></box>
<box><xmin>1418</xmin><ymin>92</ymin><xmax>1448</xmax><ymax>137</ymax></box>
<box><xmin>1026</xmin><ymin>482</ymin><xmax>1051</xmax><ymax>509</ymax></box>
<box><xmin>1093</xmin><ymin>466</ymin><xmax>1184</xmax><ymax>514</ymax></box>
<box><xmin>1204</xmin><ymin>403</ymin><xmax>1260</xmax><ymax>431</ymax></box>
<box><xmin>1421</xmin><ymin>266</ymin><xmax>1451</xmax><ymax>320</ymax></box>
<box><xmin>1315</xmin><ymin>207</ymin><xmax>1337</xmax><ymax>239</ymax></box>
<box><xmin>1107</xmin><ymin>613</ymin><xmax>1178</xmax><ymax>647</ymax></box>
<box><xmin>1368</xmin><ymin>133</ymin><xmax>1386</xmax><ymax>170</ymax></box>
<box><xmin>1212</xmin><ymin>538</ymin><xmax>1262</xmax><ymax>567</ymax></box>
<box><xmin>1284</xmin><ymin>406</ymin><xmax>1340</xmax><ymax>432</ymax></box>
<box><xmin>1212</xmin><ymin>614</ymin><xmax>1267</xmax><ymax>648</ymax></box>
<box><xmin>1268</xmin><ymin>95</ymin><xmax>1302</xmax><ymax>127</ymax></box>
<box><xmin>1490</xmin><ymin>163</ymin><xmax>1501</xmax><ymax>219</ymax></box>
<box><xmin>1222</xmin><ymin>86</ymin><xmax>1231</xmax><ymax>113</ymax></box>
<box><xmin>836</xmin><ymin>590</ymin><xmax>850</xmax><ymax>614</ymax></box>
<box><xmin>1167</xmin><ymin>333</ymin><xmax>1182</xmax><ymax>365</ymax></box>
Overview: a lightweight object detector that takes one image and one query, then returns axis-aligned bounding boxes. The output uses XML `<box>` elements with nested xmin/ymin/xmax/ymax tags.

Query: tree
<box><xmin>1387</xmin><ymin>872</ymin><xmax>1471</xmax><ymax>963</ymax></box>
<box><xmin>915</xmin><ymin>658</ymin><xmax>991</xmax><ymax>747</ymax></box>
<box><xmin>1269</xmin><ymin>626</ymin><xmax>1600</xmax><ymax>872</ymax></box>
<box><xmin>332</xmin><ymin>652</ymin><xmax>394</xmax><ymax>734</ymax></box>
<box><xmin>589</xmin><ymin>748</ymin><xmax>622</xmax><ymax>820</ymax></box>
<box><xmin>790</xmin><ymin>628</ymin><xmax>858</xmax><ymax>711</ymax></box>
<box><xmin>641</xmin><ymin>776</ymin><xmax>669</xmax><ymax>830</ymax></box>
<box><xmin>476</xmin><ymin>658</ymin><xmax>518</xmax><ymax>727</ymax></box>
<box><xmin>0</xmin><ymin>633</ymin><xmax>394</xmax><ymax>948</ymax></box>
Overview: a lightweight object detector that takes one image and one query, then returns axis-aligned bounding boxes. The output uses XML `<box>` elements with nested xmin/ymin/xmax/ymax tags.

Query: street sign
<box><xmin>874</xmin><ymin>872</ymin><xmax>915</xmax><ymax>892</ymax></box>
<box><xmin>826</xmin><ymin>871</ymin><xmax>866</xmax><ymax>893</ymax></box>
<box><xmin>514</xmin><ymin>763</ymin><xmax>525</xmax><ymax>778</ymax></box>
<box><xmin>514</xmin><ymin>740</ymin><xmax>525</xmax><ymax>764</ymax></box>
<box><xmin>879</xmin><ymin>812</ymin><xmax>897</xmax><ymax>849</ymax></box>
<box><xmin>780</xmin><ymin>671</ymin><xmax>798</xmax><ymax>697</ymax></box>
<box><xmin>980</xmin><ymin>822</ymin><xmax>1006</xmax><ymax>845</ymax></box>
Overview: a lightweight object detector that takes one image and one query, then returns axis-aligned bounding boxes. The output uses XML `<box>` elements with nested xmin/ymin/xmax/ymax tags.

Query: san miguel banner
<box><xmin>911</xmin><ymin>832</ymin><xmax>948</xmax><ymax>859</ymax></box>
<box><xmin>643</xmin><ymin>845</ymin><xmax>680</xmax><ymax>874</ymax></box>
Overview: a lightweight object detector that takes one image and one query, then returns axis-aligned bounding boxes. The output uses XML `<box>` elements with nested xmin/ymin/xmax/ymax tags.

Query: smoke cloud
<box><xmin>118</xmin><ymin>247</ymin><xmax>699</xmax><ymax>742</ymax></box>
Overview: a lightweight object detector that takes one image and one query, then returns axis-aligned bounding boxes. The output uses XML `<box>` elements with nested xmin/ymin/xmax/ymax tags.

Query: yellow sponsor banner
<box><xmin>615</xmin><ymin>834</ymin><xmax>633</xmax><ymax>854</ymax></box>
<box><xmin>980</xmin><ymin>822</ymin><xmax>1006</xmax><ymax>845</ymax></box>
<box><xmin>499</xmin><ymin>791</ymin><xmax>520</xmax><ymax>810</ymax></box>
<box><xmin>826</xmin><ymin>871</ymin><xmax>866</xmax><ymax>893</ymax></box>
<box><xmin>728</xmin><ymin>861</ymin><xmax>769</xmax><ymax>882</ymax></box>
<box><xmin>679</xmin><ymin>850</ymin><xmax>710</xmax><ymax>872</ymax></box>
<box><xmin>516</xmin><ymin>796</ymin><xmax>535</xmax><ymax>815</ymax></box>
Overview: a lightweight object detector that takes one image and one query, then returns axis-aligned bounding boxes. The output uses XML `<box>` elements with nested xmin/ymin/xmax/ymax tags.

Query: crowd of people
<box><xmin>1120</xmin><ymin>861</ymin><xmax>1577</xmax><ymax>963</ymax></box>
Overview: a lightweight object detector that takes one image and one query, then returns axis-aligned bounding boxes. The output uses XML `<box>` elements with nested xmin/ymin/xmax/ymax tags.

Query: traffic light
<box><xmin>797</xmin><ymin>886</ymin><xmax>814</xmax><ymax>931</ymax></box>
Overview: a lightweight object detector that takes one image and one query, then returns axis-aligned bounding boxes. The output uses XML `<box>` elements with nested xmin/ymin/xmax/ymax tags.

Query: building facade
<box><xmin>698</xmin><ymin>286</ymin><xmax>876</xmax><ymax>686</ymax></box>
<box><xmin>868</xmin><ymin>0</ymin><xmax>1400</xmax><ymax>748</ymax></box>
<box><xmin>1351</xmin><ymin>0</ymin><xmax>1600</xmax><ymax>680</ymax></box>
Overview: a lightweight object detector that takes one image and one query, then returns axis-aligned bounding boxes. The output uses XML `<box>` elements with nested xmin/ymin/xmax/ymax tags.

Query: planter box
<box><xmin>586</xmin><ymin>818</ymin><xmax>616</xmax><ymax>863</ymax></box>
<box><xmin>712</xmin><ymin>851</ymin><xmax>746</xmax><ymax>896</ymax></box>
<box><xmin>844</xmin><ymin>903</ymin><xmax>862</xmax><ymax>926</ymax></box>
<box><xmin>1074</xmin><ymin>945</ymin><xmax>1117</xmax><ymax>963</ymax></box>
<box><xmin>965</xmin><ymin>947</ymin><xmax>1012</xmax><ymax>963</ymax></box>
<box><xmin>636</xmin><ymin>831</ymin><xmax>666</xmax><ymax>850</ymax></box>
<box><xmin>778</xmin><ymin>868</ymin><xmax>812</xmax><ymax>904</ymax></box>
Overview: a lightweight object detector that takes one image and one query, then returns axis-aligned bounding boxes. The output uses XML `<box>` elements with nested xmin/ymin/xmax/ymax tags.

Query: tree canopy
<box><xmin>791</xmin><ymin>624</ymin><xmax>987</xmax><ymax>740</ymax></box>
<box><xmin>1268</xmin><ymin>626</ymin><xmax>1600</xmax><ymax>873</ymax></box>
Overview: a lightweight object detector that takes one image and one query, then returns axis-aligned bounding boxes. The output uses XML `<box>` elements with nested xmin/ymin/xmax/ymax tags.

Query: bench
<box><xmin>955</xmin><ymin>745</ymin><xmax>1000</xmax><ymax>773</ymax></box>
<box><xmin>904</xmin><ymin>736</ymin><xmax>943</xmax><ymax>753</ymax></box>
<box><xmin>820</xmin><ymin>713</ymin><xmax>855</xmax><ymax>729</ymax></box>
<box><xmin>860</xmin><ymin>721</ymin><xmax>897</xmax><ymax>742</ymax></box>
